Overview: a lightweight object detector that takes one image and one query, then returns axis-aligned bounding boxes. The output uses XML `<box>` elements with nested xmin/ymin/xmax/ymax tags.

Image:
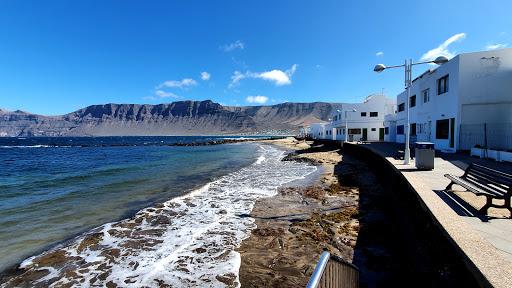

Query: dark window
<box><xmin>411</xmin><ymin>123</ymin><xmax>417</xmax><ymax>136</ymax></box>
<box><xmin>370</xmin><ymin>112</ymin><xmax>378</xmax><ymax>117</ymax></box>
<box><xmin>436</xmin><ymin>119</ymin><xmax>449</xmax><ymax>139</ymax></box>
<box><xmin>398</xmin><ymin>103</ymin><xmax>405</xmax><ymax>112</ymax></box>
<box><xmin>361</xmin><ymin>112</ymin><xmax>367</xmax><ymax>117</ymax></box>
<box><xmin>397</xmin><ymin>125</ymin><xmax>404</xmax><ymax>135</ymax></box>
<box><xmin>438</xmin><ymin>75</ymin><xmax>449</xmax><ymax>95</ymax></box>
<box><xmin>371</xmin><ymin>128</ymin><xmax>376</xmax><ymax>131</ymax></box>
<box><xmin>410</xmin><ymin>95</ymin><xmax>416</xmax><ymax>107</ymax></box>
<box><xmin>384</xmin><ymin>127</ymin><xmax>389</xmax><ymax>135</ymax></box>
<box><xmin>422</xmin><ymin>89</ymin><xmax>430</xmax><ymax>103</ymax></box>
<box><xmin>348</xmin><ymin>128</ymin><xmax>362</xmax><ymax>134</ymax></box>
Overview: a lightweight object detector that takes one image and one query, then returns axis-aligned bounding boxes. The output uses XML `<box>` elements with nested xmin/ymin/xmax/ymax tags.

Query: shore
<box><xmin>238</xmin><ymin>138</ymin><xmax>360</xmax><ymax>287</ymax></box>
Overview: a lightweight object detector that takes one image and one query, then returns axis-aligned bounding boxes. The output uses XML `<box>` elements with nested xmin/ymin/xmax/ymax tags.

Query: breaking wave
<box><xmin>3</xmin><ymin>144</ymin><xmax>316</xmax><ymax>288</ymax></box>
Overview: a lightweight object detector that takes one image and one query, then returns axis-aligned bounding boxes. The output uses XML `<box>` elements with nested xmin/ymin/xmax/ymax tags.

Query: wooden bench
<box><xmin>444</xmin><ymin>163</ymin><xmax>512</xmax><ymax>217</ymax></box>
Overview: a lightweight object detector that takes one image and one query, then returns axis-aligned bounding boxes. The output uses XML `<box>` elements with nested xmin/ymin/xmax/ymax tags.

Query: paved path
<box><xmin>359</xmin><ymin>142</ymin><xmax>512</xmax><ymax>288</ymax></box>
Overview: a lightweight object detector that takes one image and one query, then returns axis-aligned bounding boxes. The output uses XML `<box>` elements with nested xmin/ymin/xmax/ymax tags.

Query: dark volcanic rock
<box><xmin>0</xmin><ymin>100</ymin><xmax>341</xmax><ymax>136</ymax></box>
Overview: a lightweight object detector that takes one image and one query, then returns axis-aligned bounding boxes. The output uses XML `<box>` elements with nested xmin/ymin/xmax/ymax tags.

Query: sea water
<box><xmin>0</xmin><ymin>137</ymin><xmax>316</xmax><ymax>287</ymax></box>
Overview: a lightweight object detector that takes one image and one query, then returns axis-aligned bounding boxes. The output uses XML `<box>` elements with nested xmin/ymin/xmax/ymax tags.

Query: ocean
<box><xmin>0</xmin><ymin>136</ymin><xmax>317</xmax><ymax>287</ymax></box>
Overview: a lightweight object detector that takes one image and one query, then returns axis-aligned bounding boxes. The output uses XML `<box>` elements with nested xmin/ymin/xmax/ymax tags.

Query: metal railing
<box><xmin>306</xmin><ymin>251</ymin><xmax>359</xmax><ymax>288</ymax></box>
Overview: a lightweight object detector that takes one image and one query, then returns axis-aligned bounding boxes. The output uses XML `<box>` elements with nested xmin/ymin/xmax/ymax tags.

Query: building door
<box><xmin>449</xmin><ymin>118</ymin><xmax>455</xmax><ymax>148</ymax></box>
<box><xmin>379</xmin><ymin>128</ymin><xmax>384</xmax><ymax>141</ymax></box>
<box><xmin>362</xmin><ymin>128</ymin><xmax>368</xmax><ymax>141</ymax></box>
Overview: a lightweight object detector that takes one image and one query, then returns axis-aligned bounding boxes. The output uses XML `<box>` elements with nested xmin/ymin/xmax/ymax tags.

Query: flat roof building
<box><xmin>386</xmin><ymin>48</ymin><xmax>512</xmax><ymax>152</ymax></box>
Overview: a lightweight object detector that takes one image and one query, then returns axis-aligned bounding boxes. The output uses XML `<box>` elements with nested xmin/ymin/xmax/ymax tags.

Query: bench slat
<box><xmin>461</xmin><ymin>174</ymin><xmax>510</xmax><ymax>192</ymax></box>
<box><xmin>464</xmin><ymin>176</ymin><xmax>507</xmax><ymax>197</ymax></box>
<box><xmin>445</xmin><ymin>174</ymin><xmax>500</xmax><ymax>197</ymax></box>
<box><xmin>472</xmin><ymin>164</ymin><xmax>512</xmax><ymax>182</ymax></box>
<box><xmin>468</xmin><ymin>168</ymin><xmax>512</xmax><ymax>188</ymax></box>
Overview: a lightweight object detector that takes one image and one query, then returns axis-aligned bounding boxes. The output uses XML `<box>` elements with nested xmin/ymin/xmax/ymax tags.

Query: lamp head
<box><xmin>373</xmin><ymin>64</ymin><xmax>386</xmax><ymax>73</ymax></box>
<box><xmin>433</xmin><ymin>56</ymin><xmax>449</xmax><ymax>65</ymax></box>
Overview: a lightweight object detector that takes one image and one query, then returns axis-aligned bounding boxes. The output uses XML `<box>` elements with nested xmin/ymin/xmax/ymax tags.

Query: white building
<box><xmin>386</xmin><ymin>48</ymin><xmax>512</xmax><ymax>152</ymax></box>
<box><xmin>323</xmin><ymin>94</ymin><xmax>396</xmax><ymax>141</ymax></box>
<box><xmin>309</xmin><ymin>123</ymin><xmax>327</xmax><ymax>139</ymax></box>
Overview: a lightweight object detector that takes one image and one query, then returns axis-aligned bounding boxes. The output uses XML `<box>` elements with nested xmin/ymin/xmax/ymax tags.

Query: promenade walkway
<box><xmin>359</xmin><ymin>142</ymin><xmax>512</xmax><ymax>288</ymax></box>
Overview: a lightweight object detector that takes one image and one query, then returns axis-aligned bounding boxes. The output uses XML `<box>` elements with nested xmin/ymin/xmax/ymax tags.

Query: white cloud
<box><xmin>229</xmin><ymin>64</ymin><xmax>298</xmax><ymax>88</ymax></box>
<box><xmin>158</xmin><ymin>78</ymin><xmax>197</xmax><ymax>89</ymax></box>
<box><xmin>155</xmin><ymin>90</ymin><xmax>178</xmax><ymax>98</ymax></box>
<box><xmin>246</xmin><ymin>95</ymin><xmax>268</xmax><ymax>104</ymax></box>
<box><xmin>376</xmin><ymin>51</ymin><xmax>384</xmax><ymax>56</ymax></box>
<box><xmin>221</xmin><ymin>40</ymin><xmax>244</xmax><ymax>52</ymax></box>
<box><xmin>200</xmin><ymin>71</ymin><xmax>211</xmax><ymax>81</ymax></box>
<box><xmin>420</xmin><ymin>33</ymin><xmax>466</xmax><ymax>62</ymax></box>
<box><xmin>485</xmin><ymin>43</ymin><xmax>508</xmax><ymax>50</ymax></box>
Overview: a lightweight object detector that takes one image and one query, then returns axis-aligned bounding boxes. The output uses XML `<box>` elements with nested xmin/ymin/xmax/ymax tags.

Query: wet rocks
<box><xmin>76</xmin><ymin>233</ymin><xmax>103</xmax><ymax>253</ymax></box>
<box><xmin>215</xmin><ymin>273</ymin><xmax>237</xmax><ymax>287</ymax></box>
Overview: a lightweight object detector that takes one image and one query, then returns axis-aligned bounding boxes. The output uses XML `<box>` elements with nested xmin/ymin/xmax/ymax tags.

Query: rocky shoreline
<box><xmin>238</xmin><ymin>138</ymin><xmax>361</xmax><ymax>287</ymax></box>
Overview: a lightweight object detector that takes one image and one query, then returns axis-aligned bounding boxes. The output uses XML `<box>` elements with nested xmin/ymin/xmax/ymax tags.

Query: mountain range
<box><xmin>0</xmin><ymin>100</ymin><xmax>341</xmax><ymax>136</ymax></box>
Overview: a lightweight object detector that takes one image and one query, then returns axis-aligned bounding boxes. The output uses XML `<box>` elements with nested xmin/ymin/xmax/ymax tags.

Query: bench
<box><xmin>444</xmin><ymin>163</ymin><xmax>512</xmax><ymax>217</ymax></box>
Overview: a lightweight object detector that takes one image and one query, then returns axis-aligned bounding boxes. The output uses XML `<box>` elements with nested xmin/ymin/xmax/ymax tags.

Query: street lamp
<box><xmin>345</xmin><ymin>108</ymin><xmax>357</xmax><ymax>142</ymax></box>
<box><xmin>373</xmin><ymin>56</ymin><xmax>448</xmax><ymax>164</ymax></box>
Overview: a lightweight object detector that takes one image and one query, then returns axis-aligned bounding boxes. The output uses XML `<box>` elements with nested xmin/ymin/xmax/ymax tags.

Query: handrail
<box><xmin>306</xmin><ymin>251</ymin><xmax>359</xmax><ymax>288</ymax></box>
<box><xmin>306</xmin><ymin>251</ymin><xmax>331</xmax><ymax>288</ymax></box>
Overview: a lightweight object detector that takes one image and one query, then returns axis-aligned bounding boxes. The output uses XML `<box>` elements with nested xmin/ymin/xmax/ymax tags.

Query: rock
<box><xmin>216</xmin><ymin>273</ymin><xmax>237</xmax><ymax>287</ymax></box>
<box><xmin>76</xmin><ymin>233</ymin><xmax>103</xmax><ymax>253</ymax></box>
<box><xmin>194</xmin><ymin>247</ymin><xmax>207</xmax><ymax>254</ymax></box>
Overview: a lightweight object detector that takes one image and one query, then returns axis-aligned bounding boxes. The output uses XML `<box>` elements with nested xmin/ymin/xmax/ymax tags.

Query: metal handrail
<box><xmin>306</xmin><ymin>251</ymin><xmax>331</xmax><ymax>288</ymax></box>
<box><xmin>306</xmin><ymin>251</ymin><xmax>359</xmax><ymax>288</ymax></box>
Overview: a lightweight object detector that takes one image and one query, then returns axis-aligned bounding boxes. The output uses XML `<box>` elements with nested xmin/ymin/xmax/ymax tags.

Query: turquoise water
<box><xmin>0</xmin><ymin>138</ymin><xmax>261</xmax><ymax>273</ymax></box>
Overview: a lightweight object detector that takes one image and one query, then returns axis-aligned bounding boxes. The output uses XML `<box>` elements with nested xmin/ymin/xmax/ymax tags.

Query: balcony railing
<box><xmin>306</xmin><ymin>251</ymin><xmax>359</xmax><ymax>288</ymax></box>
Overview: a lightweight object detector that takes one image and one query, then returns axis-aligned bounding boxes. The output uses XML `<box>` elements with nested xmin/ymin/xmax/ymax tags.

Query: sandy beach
<box><xmin>238</xmin><ymin>138</ymin><xmax>361</xmax><ymax>287</ymax></box>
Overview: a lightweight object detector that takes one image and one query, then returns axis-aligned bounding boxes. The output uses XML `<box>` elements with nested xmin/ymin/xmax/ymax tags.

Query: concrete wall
<box><xmin>458</xmin><ymin>49</ymin><xmax>512</xmax><ymax>125</ymax></box>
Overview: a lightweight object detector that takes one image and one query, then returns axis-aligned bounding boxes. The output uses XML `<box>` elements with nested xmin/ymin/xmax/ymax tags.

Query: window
<box><xmin>397</xmin><ymin>125</ymin><xmax>404</xmax><ymax>135</ymax></box>
<box><xmin>371</xmin><ymin>128</ymin><xmax>376</xmax><ymax>131</ymax></box>
<box><xmin>348</xmin><ymin>128</ymin><xmax>362</xmax><ymax>134</ymax></box>
<box><xmin>370</xmin><ymin>112</ymin><xmax>378</xmax><ymax>117</ymax></box>
<box><xmin>422</xmin><ymin>89</ymin><xmax>430</xmax><ymax>103</ymax></box>
<box><xmin>410</xmin><ymin>95</ymin><xmax>416</xmax><ymax>107</ymax></box>
<box><xmin>360</xmin><ymin>112</ymin><xmax>367</xmax><ymax>117</ymax></box>
<box><xmin>398</xmin><ymin>103</ymin><xmax>405</xmax><ymax>112</ymax></box>
<box><xmin>384</xmin><ymin>127</ymin><xmax>389</xmax><ymax>135</ymax></box>
<box><xmin>437</xmin><ymin>74</ymin><xmax>449</xmax><ymax>95</ymax></box>
<box><xmin>411</xmin><ymin>123</ymin><xmax>417</xmax><ymax>136</ymax></box>
<box><xmin>436</xmin><ymin>119</ymin><xmax>449</xmax><ymax>139</ymax></box>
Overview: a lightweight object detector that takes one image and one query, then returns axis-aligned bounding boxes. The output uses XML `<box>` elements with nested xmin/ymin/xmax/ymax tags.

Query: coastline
<box><xmin>0</xmin><ymin>140</ymin><xmax>317</xmax><ymax>287</ymax></box>
<box><xmin>238</xmin><ymin>138</ymin><xmax>360</xmax><ymax>287</ymax></box>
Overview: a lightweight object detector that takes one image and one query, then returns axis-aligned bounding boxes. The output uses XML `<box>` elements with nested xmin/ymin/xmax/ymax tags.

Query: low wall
<box><xmin>344</xmin><ymin>143</ymin><xmax>484</xmax><ymax>287</ymax></box>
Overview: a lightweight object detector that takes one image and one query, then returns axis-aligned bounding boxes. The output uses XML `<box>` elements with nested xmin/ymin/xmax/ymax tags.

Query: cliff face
<box><xmin>0</xmin><ymin>100</ymin><xmax>340</xmax><ymax>136</ymax></box>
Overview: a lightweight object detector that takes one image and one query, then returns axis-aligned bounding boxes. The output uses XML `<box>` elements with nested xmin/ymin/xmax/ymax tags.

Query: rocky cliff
<box><xmin>0</xmin><ymin>100</ymin><xmax>340</xmax><ymax>136</ymax></box>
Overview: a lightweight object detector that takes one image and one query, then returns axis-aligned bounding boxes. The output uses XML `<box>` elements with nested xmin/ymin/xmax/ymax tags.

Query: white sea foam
<box><xmin>5</xmin><ymin>144</ymin><xmax>316</xmax><ymax>288</ymax></box>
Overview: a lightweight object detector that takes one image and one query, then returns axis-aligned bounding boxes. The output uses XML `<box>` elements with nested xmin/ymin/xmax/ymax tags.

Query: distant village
<box><xmin>303</xmin><ymin>48</ymin><xmax>512</xmax><ymax>159</ymax></box>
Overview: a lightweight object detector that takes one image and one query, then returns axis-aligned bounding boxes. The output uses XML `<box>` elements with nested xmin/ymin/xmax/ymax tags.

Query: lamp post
<box><xmin>344</xmin><ymin>108</ymin><xmax>357</xmax><ymax>142</ymax></box>
<box><xmin>373</xmin><ymin>56</ymin><xmax>448</xmax><ymax>165</ymax></box>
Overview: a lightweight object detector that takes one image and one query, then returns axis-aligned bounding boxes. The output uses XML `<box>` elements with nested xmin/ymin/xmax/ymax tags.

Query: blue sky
<box><xmin>1</xmin><ymin>0</ymin><xmax>511</xmax><ymax>115</ymax></box>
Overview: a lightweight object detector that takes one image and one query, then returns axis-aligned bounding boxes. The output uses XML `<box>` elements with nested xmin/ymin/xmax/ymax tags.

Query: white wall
<box><xmin>329</xmin><ymin>94</ymin><xmax>395</xmax><ymax>141</ymax></box>
<box><xmin>458</xmin><ymin>49</ymin><xmax>512</xmax><ymax>124</ymax></box>
<box><xmin>392</xmin><ymin>56</ymin><xmax>460</xmax><ymax>151</ymax></box>
<box><xmin>388</xmin><ymin>48</ymin><xmax>512</xmax><ymax>151</ymax></box>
